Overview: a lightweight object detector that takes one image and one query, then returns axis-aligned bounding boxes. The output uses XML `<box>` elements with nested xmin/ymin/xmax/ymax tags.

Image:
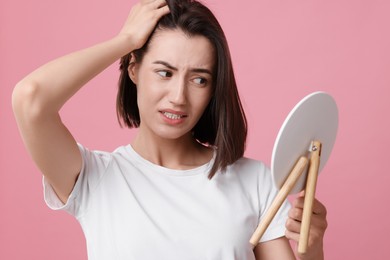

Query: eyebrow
<box><xmin>152</xmin><ymin>60</ymin><xmax>213</xmax><ymax>76</ymax></box>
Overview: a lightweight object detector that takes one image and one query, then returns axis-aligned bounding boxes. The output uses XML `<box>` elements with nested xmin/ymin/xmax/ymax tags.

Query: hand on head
<box><xmin>119</xmin><ymin>0</ymin><xmax>170</xmax><ymax>51</ymax></box>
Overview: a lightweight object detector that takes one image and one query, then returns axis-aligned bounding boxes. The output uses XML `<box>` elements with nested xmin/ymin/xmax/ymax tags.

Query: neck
<box><xmin>131</xmin><ymin>130</ymin><xmax>213</xmax><ymax>170</ymax></box>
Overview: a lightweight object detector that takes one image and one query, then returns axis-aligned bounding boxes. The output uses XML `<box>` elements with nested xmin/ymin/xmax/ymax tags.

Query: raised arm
<box><xmin>12</xmin><ymin>0</ymin><xmax>170</xmax><ymax>203</ymax></box>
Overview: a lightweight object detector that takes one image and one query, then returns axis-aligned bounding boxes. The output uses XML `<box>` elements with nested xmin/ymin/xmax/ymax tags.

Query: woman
<box><xmin>12</xmin><ymin>0</ymin><xmax>327</xmax><ymax>259</ymax></box>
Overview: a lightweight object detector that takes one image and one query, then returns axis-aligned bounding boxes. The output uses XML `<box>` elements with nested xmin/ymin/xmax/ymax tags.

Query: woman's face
<box><xmin>129</xmin><ymin>29</ymin><xmax>215</xmax><ymax>141</ymax></box>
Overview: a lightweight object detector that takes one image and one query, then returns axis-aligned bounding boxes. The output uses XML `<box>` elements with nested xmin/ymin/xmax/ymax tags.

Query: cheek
<box><xmin>200</xmin><ymin>97</ymin><xmax>211</xmax><ymax>111</ymax></box>
<box><xmin>136</xmin><ymin>82</ymin><xmax>164</xmax><ymax>114</ymax></box>
<box><xmin>136</xmin><ymin>73</ymin><xmax>152</xmax><ymax>101</ymax></box>
<box><xmin>193</xmin><ymin>92</ymin><xmax>212</xmax><ymax>115</ymax></box>
<box><xmin>135</xmin><ymin>84</ymin><xmax>151</xmax><ymax>115</ymax></box>
<box><xmin>200</xmin><ymin>89</ymin><xmax>213</xmax><ymax>107</ymax></box>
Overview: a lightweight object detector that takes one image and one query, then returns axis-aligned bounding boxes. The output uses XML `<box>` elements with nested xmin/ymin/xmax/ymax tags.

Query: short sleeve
<box><xmin>257</xmin><ymin>165</ymin><xmax>291</xmax><ymax>243</ymax></box>
<box><xmin>43</xmin><ymin>143</ymin><xmax>112</xmax><ymax>217</ymax></box>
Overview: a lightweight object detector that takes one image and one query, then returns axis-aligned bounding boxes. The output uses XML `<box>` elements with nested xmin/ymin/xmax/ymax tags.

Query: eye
<box><xmin>157</xmin><ymin>70</ymin><xmax>172</xmax><ymax>78</ymax></box>
<box><xmin>193</xmin><ymin>77</ymin><xmax>208</xmax><ymax>85</ymax></box>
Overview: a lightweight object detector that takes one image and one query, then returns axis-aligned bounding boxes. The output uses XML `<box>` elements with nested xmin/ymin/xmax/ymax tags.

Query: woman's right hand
<box><xmin>119</xmin><ymin>0</ymin><xmax>170</xmax><ymax>51</ymax></box>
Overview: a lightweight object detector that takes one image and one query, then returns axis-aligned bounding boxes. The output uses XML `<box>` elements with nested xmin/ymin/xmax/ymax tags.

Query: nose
<box><xmin>168</xmin><ymin>77</ymin><xmax>187</xmax><ymax>105</ymax></box>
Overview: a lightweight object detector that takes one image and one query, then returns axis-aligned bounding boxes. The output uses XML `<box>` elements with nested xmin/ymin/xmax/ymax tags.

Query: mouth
<box><xmin>161</xmin><ymin>111</ymin><xmax>187</xmax><ymax>120</ymax></box>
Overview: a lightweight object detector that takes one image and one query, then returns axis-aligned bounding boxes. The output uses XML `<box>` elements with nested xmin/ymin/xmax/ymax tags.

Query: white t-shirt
<box><xmin>44</xmin><ymin>144</ymin><xmax>290</xmax><ymax>260</ymax></box>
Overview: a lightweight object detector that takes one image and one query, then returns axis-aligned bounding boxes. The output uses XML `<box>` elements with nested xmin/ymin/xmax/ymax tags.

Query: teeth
<box><xmin>163</xmin><ymin>112</ymin><xmax>184</xmax><ymax>120</ymax></box>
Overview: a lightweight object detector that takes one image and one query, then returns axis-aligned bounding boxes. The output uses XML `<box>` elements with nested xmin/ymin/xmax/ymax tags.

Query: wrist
<box><xmin>111</xmin><ymin>34</ymin><xmax>138</xmax><ymax>56</ymax></box>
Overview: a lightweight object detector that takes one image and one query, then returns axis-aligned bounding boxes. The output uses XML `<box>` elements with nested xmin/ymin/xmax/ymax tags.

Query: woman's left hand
<box><xmin>285</xmin><ymin>192</ymin><xmax>328</xmax><ymax>260</ymax></box>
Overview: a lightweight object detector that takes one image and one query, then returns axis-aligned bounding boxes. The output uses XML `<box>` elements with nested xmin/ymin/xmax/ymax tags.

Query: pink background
<box><xmin>1</xmin><ymin>0</ymin><xmax>389</xmax><ymax>259</ymax></box>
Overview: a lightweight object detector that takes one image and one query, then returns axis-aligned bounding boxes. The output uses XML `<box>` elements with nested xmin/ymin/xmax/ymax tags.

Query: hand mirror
<box><xmin>250</xmin><ymin>92</ymin><xmax>338</xmax><ymax>253</ymax></box>
<box><xmin>272</xmin><ymin>91</ymin><xmax>338</xmax><ymax>194</ymax></box>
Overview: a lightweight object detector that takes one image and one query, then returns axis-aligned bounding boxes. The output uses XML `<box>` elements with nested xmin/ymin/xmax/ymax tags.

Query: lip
<box><xmin>159</xmin><ymin>109</ymin><xmax>188</xmax><ymax>125</ymax></box>
<box><xmin>160</xmin><ymin>109</ymin><xmax>188</xmax><ymax>116</ymax></box>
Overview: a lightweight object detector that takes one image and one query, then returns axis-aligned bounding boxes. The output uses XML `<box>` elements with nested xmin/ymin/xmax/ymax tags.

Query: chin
<box><xmin>153</xmin><ymin>127</ymin><xmax>193</xmax><ymax>141</ymax></box>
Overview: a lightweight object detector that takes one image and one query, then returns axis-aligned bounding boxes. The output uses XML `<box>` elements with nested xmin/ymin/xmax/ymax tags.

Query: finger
<box><xmin>289</xmin><ymin>205</ymin><xmax>327</xmax><ymax>229</ymax></box>
<box><xmin>289</xmin><ymin>204</ymin><xmax>304</xmax><ymax>220</ymax></box>
<box><xmin>291</xmin><ymin>201</ymin><xmax>323</xmax><ymax>218</ymax></box>
<box><xmin>156</xmin><ymin>4</ymin><xmax>170</xmax><ymax>16</ymax></box>
<box><xmin>292</xmin><ymin>195</ymin><xmax>305</xmax><ymax>209</ymax></box>
<box><xmin>285</xmin><ymin>229</ymin><xmax>300</xmax><ymax>242</ymax></box>
<box><xmin>140</xmin><ymin>0</ymin><xmax>167</xmax><ymax>9</ymax></box>
<box><xmin>287</xmin><ymin>208</ymin><xmax>327</xmax><ymax>232</ymax></box>
<box><xmin>146</xmin><ymin>0</ymin><xmax>169</xmax><ymax>19</ymax></box>
<box><xmin>287</xmin><ymin>209</ymin><xmax>327</xmax><ymax>238</ymax></box>
<box><xmin>293</xmin><ymin>196</ymin><xmax>327</xmax><ymax>216</ymax></box>
<box><xmin>140</xmin><ymin>0</ymin><xmax>156</xmax><ymax>4</ymax></box>
<box><xmin>310</xmin><ymin>213</ymin><xmax>328</xmax><ymax>231</ymax></box>
<box><xmin>285</xmin><ymin>217</ymin><xmax>301</xmax><ymax>233</ymax></box>
<box><xmin>152</xmin><ymin>0</ymin><xmax>168</xmax><ymax>9</ymax></box>
<box><xmin>286</xmin><ymin>217</ymin><xmax>326</xmax><ymax>250</ymax></box>
<box><xmin>312</xmin><ymin>198</ymin><xmax>327</xmax><ymax>216</ymax></box>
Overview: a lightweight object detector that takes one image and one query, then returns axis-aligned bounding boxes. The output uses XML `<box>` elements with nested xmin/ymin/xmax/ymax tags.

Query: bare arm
<box><xmin>12</xmin><ymin>0</ymin><xmax>170</xmax><ymax>203</ymax></box>
<box><xmin>254</xmin><ymin>236</ymin><xmax>295</xmax><ymax>260</ymax></box>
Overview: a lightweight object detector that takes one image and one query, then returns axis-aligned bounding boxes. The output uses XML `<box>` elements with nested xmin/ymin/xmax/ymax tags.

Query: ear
<box><xmin>127</xmin><ymin>53</ymin><xmax>138</xmax><ymax>84</ymax></box>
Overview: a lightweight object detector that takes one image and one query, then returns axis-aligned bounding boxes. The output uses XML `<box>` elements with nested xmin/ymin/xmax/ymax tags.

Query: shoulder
<box><xmin>77</xmin><ymin>144</ymin><xmax>132</xmax><ymax>170</ymax></box>
<box><xmin>78</xmin><ymin>143</ymin><xmax>130</xmax><ymax>157</ymax></box>
<box><xmin>228</xmin><ymin>157</ymin><xmax>269</xmax><ymax>175</ymax></box>
<box><xmin>226</xmin><ymin>157</ymin><xmax>275</xmax><ymax>187</ymax></box>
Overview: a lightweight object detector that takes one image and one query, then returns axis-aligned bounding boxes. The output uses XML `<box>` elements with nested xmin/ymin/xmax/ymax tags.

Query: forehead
<box><xmin>142</xmin><ymin>29</ymin><xmax>215</xmax><ymax>70</ymax></box>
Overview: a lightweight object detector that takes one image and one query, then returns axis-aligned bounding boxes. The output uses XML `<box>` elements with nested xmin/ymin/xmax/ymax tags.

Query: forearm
<box><xmin>13</xmin><ymin>35</ymin><xmax>134</xmax><ymax>115</ymax></box>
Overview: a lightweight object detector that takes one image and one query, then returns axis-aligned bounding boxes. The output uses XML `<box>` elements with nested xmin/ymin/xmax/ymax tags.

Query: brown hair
<box><xmin>117</xmin><ymin>0</ymin><xmax>247</xmax><ymax>179</ymax></box>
